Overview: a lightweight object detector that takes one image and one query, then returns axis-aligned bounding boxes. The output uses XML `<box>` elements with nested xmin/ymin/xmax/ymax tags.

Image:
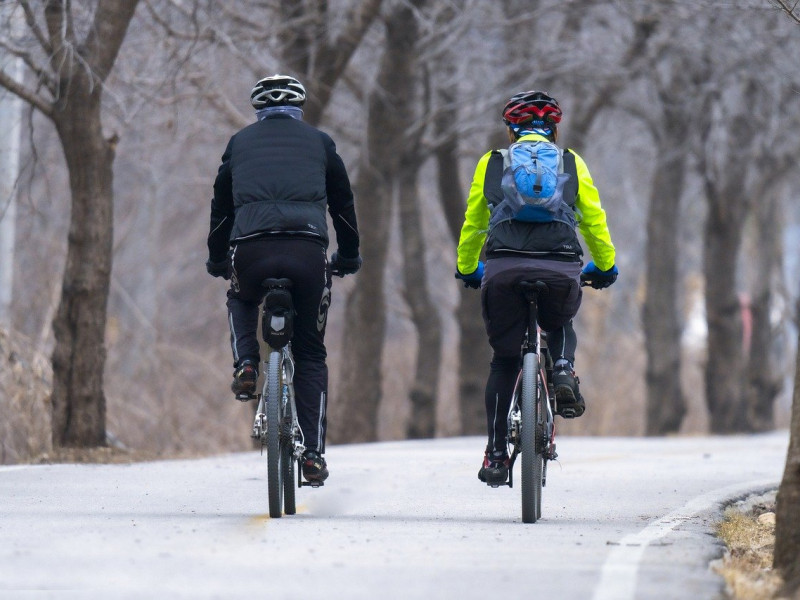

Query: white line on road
<box><xmin>591</xmin><ymin>479</ymin><xmax>778</xmax><ymax>600</ymax></box>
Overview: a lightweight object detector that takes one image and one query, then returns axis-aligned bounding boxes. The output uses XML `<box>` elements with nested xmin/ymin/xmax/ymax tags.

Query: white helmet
<box><xmin>250</xmin><ymin>74</ymin><xmax>306</xmax><ymax>109</ymax></box>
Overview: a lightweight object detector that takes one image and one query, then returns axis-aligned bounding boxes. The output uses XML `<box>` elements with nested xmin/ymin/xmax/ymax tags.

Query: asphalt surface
<box><xmin>0</xmin><ymin>432</ymin><xmax>789</xmax><ymax>599</ymax></box>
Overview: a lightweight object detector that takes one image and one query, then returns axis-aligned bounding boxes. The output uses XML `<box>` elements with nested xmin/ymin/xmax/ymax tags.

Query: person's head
<box><xmin>250</xmin><ymin>74</ymin><xmax>306</xmax><ymax>109</ymax></box>
<box><xmin>502</xmin><ymin>91</ymin><xmax>562</xmax><ymax>142</ymax></box>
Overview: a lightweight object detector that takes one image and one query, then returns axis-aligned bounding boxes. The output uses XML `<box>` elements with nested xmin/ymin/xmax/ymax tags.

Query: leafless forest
<box><xmin>2</xmin><ymin>0</ymin><xmax>800</xmax><ymax>464</ymax></box>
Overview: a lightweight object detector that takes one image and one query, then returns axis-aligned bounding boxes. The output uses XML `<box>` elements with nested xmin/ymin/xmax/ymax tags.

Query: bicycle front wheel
<box><xmin>520</xmin><ymin>351</ymin><xmax>543</xmax><ymax>524</ymax></box>
<box><xmin>266</xmin><ymin>351</ymin><xmax>284</xmax><ymax>518</ymax></box>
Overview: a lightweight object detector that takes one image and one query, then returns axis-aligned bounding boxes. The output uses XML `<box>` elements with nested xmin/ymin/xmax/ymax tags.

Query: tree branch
<box><xmin>0</xmin><ymin>68</ymin><xmax>53</xmax><ymax>117</ymax></box>
<box><xmin>83</xmin><ymin>0</ymin><xmax>141</xmax><ymax>83</ymax></box>
<box><xmin>18</xmin><ymin>0</ymin><xmax>54</xmax><ymax>56</ymax></box>
<box><xmin>771</xmin><ymin>0</ymin><xmax>800</xmax><ymax>25</ymax></box>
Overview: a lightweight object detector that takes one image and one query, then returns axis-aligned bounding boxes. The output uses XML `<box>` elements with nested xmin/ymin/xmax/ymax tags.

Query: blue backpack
<box><xmin>487</xmin><ymin>140</ymin><xmax>577</xmax><ymax>228</ymax></box>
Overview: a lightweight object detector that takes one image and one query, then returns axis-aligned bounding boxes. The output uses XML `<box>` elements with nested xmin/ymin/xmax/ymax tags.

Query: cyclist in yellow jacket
<box><xmin>455</xmin><ymin>91</ymin><xmax>618</xmax><ymax>486</ymax></box>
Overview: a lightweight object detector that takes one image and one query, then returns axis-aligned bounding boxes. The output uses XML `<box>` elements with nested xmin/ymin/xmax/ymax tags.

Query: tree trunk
<box><xmin>744</xmin><ymin>190</ymin><xmax>782</xmax><ymax>431</ymax></box>
<box><xmin>50</xmin><ymin>94</ymin><xmax>115</xmax><ymax>447</ymax></box>
<box><xmin>399</xmin><ymin>171</ymin><xmax>441</xmax><ymax>439</ymax></box>
<box><xmin>390</xmin><ymin>0</ymin><xmax>438</xmax><ymax>439</ymax></box>
<box><xmin>330</xmin><ymin>3</ymin><xmax>414</xmax><ymax>442</ymax></box>
<box><xmin>40</xmin><ymin>0</ymin><xmax>140</xmax><ymax>448</ymax></box>
<box><xmin>703</xmin><ymin>189</ymin><xmax>749</xmax><ymax>433</ymax></box>
<box><xmin>436</xmin><ymin>130</ymin><xmax>491</xmax><ymax>434</ymax></box>
<box><xmin>774</xmin><ymin>326</ymin><xmax>800</xmax><ymax>594</ymax></box>
<box><xmin>0</xmin><ymin>5</ymin><xmax>23</xmax><ymax>326</ymax></box>
<box><xmin>643</xmin><ymin>122</ymin><xmax>688</xmax><ymax>435</ymax></box>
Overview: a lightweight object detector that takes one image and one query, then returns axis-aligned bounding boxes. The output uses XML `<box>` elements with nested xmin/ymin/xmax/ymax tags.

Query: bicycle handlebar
<box><xmin>580</xmin><ymin>272</ymin><xmax>612</xmax><ymax>289</ymax></box>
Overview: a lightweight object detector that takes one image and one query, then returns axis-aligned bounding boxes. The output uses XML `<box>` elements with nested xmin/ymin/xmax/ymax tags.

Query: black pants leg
<box><xmin>484</xmin><ymin>355</ymin><xmax>519</xmax><ymax>455</ymax></box>
<box><xmin>226</xmin><ymin>239</ymin><xmax>332</xmax><ymax>452</ymax></box>
<box><xmin>481</xmin><ymin>264</ymin><xmax>582</xmax><ymax>454</ymax></box>
<box><xmin>545</xmin><ymin>320</ymin><xmax>577</xmax><ymax>365</ymax></box>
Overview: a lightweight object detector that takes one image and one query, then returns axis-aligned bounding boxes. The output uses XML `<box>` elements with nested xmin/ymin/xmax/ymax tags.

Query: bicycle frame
<box><xmin>251</xmin><ymin>346</ymin><xmax>305</xmax><ymax>462</ymax></box>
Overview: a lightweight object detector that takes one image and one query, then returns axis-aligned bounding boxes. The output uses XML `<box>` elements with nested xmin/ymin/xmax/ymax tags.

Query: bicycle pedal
<box><xmin>236</xmin><ymin>392</ymin><xmax>257</xmax><ymax>402</ymax></box>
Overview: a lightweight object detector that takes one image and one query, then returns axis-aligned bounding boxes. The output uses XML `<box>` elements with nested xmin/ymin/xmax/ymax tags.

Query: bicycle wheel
<box><xmin>266</xmin><ymin>350</ymin><xmax>284</xmax><ymax>518</ymax></box>
<box><xmin>520</xmin><ymin>351</ymin><xmax>543</xmax><ymax>524</ymax></box>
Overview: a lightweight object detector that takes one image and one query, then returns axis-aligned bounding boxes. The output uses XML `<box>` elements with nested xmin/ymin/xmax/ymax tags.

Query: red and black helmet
<box><xmin>502</xmin><ymin>91</ymin><xmax>562</xmax><ymax>126</ymax></box>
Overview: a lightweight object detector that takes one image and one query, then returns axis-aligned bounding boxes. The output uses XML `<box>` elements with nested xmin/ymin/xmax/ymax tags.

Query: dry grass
<box><xmin>713</xmin><ymin>492</ymin><xmax>793</xmax><ymax>600</ymax></box>
<box><xmin>0</xmin><ymin>328</ymin><xmax>52</xmax><ymax>463</ymax></box>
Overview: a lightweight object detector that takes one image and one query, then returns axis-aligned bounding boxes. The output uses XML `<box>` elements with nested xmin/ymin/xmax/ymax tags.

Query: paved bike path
<box><xmin>0</xmin><ymin>432</ymin><xmax>788</xmax><ymax>599</ymax></box>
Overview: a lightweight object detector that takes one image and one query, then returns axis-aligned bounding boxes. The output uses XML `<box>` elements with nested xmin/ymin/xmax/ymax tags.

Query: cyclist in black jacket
<box><xmin>206</xmin><ymin>75</ymin><xmax>361</xmax><ymax>483</ymax></box>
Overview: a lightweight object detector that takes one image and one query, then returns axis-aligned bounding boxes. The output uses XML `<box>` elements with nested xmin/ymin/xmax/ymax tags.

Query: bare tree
<box><xmin>775</xmin><ymin>322</ymin><xmax>800</xmax><ymax>594</ymax></box>
<box><xmin>742</xmin><ymin>67</ymin><xmax>800</xmax><ymax>428</ymax></box>
<box><xmin>698</xmin><ymin>71</ymin><xmax>786</xmax><ymax>433</ymax></box>
<box><xmin>274</xmin><ymin>0</ymin><xmax>382</xmax><ymax>126</ymax></box>
<box><xmin>772</xmin><ymin>2</ymin><xmax>800</xmax><ymax>592</ymax></box>
<box><xmin>330</xmin><ymin>3</ymin><xmax>412</xmax><ymax>443</ymax></box>
<box><xmin>0</xmin><ymin>0</ymin><xmax>140</xmax><ymax>447</ymax></box>
<box><xmin>635</xmin><ymin>13</ymin><xmax>709</xmax><ymax>434</ymax></box>
<box><xmin>394</xmin><ymin>0</ymin><xmax>440</xmax><ymax>439</ymax></box>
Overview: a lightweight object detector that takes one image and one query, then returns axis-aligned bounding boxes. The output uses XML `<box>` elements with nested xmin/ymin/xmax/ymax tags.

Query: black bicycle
<box><xmin>492</xmin><ymin>280</ymin><xmax>555</xmax><ymax>523</ymax></box>
<box><xmin>238</xmin><ymin>278</ymin><xmax>321</xmax><ymax>518</ymax></box>
<box><xmin>499</xmin><ymin>274</ymin><xmax>597</xmax><ymax>523</ymax></box>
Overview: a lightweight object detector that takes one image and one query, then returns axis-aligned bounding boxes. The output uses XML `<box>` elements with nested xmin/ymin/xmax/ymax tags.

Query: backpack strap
<box><xmin>484</xmin><ymin>149</ymin><xmax>505</xmax><ymax>209</ymax></box>
<box><xmin>562</xmin><ymin>148</ymin><xmax>579</xmax><ymax>207</ymax></box>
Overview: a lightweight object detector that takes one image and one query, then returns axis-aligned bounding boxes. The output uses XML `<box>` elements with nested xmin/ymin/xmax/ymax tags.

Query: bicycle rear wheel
<box><xmin>520</xmin><ymin>351</ymin><xmax>543</xmax><ymax>523</ymax></box>
<box><xmin>266</xmin><ymin>351</ymin><xmax>284</xmax><ymax>518</ymax></box>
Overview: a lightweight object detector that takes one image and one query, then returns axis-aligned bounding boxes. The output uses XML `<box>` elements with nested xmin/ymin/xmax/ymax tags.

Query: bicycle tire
<box><xmin>520</xmin><ymin>351</ymin><xmax>543</xmax><ymax>523</ymax></box>
<box><xmin>282</xmin><ymin>448</ymin><xmax>296</xmax><ymax>515</ymax></box>
<box><xmin>266</xmin><ymin>351</ymin><xmax>283</xmax><ymax>518</ymax></box>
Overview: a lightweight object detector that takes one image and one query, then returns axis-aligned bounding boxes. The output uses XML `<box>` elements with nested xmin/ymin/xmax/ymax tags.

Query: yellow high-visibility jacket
<box><xmin>456</xmin><ymin>133</ymin><xmax>616</xmax><ymax>275</ymax></box>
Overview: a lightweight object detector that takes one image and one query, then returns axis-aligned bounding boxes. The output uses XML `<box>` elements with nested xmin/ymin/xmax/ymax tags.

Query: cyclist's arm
<box><xmin>456</xmin><ymin>151</ymin><xmax>492</xmax><ymax>274</ymax></box>
<box><xmin>208</xmin><ymin>138</ymin><xmax>235</xmax><ymax>263</ymax></box>
<box><xmin>570</xmin><ymin>150</ymin><xmax>616</xmax><ymax>271</ymax></box>
<box><xmin>324</xmin><ymin>134</ymin><xmax>360</xmax><ymax>259</ymax></box>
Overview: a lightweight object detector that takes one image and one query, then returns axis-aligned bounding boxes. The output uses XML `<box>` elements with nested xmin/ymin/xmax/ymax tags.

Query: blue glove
<box><xmin>581</xmin><ymin>261</ymin><xmax>618</xmax><ymax>289</ymax></box>
<box><xmin>455</xmin><ymin>261</ymin><xmax>484</xmax><ymax>289</ymax></box>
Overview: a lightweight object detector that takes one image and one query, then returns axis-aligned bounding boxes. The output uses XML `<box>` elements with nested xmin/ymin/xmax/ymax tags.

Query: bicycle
<box><xmin>236</xmin><ymin>277</ymin><xmax>319</xmax><ymax>519</ymax></box>
<box><xmin>498</xmin><ymin>274</ymin><xmax>595</xmax><ymax>523</ymax></box>
<box><xmin>491</xmin><ymin>280</ymin><xmax>554</xmax><ymax>524</ymax></box>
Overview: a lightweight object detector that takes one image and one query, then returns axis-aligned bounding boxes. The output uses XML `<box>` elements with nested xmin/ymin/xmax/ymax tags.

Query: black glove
<box><xmin>206</xmin><ymin>258</ymin><xmax>230</xmax><ymax>280</ymax></box>
<box><xmin>580</xmin><ymin>262</ymin><xmax>618</xmax><ymax>289</ymax></box>
<box><xmin>330</xmin><ymin>252</ymin><xmax>362</xmax><ymax>277</ymax></box>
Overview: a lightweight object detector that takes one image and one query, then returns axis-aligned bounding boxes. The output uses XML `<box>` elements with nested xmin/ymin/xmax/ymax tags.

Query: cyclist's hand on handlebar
<box><xmin>330</xmin><ymin>252</ymin><xmax>362</xmax><ymax>277</ymax></box>
<box><xmin>455</xmin><ymin>261</ymin><xmax>484</xmax><ymax>289</ymax></box>
<box><xmin>580</xmin><ymin>261</ymin><xmax>618</xmax><ymax>289</ymax></box>
<box><xmin>206</xmin><ymin>258</ymin><xmax>231</xmax><ymax>280</ymax></box>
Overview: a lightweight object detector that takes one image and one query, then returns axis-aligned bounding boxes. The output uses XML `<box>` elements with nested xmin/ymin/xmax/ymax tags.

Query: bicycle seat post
<box><xmin>519</xmin><ymin>281</ymin><xmax>548</xmax><ymax>352</ymax></box>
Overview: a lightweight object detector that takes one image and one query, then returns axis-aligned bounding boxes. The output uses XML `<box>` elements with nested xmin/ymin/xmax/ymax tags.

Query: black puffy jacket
<box><xmin>207</xmin><ymin>114</ymin><xmax>359</xmax><ymax>262</ymax></box>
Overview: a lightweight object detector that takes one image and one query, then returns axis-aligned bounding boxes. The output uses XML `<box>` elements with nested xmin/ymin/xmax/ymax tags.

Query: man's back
<box><xmin>227</xmin><ymin>116</ymin><xmax>329</xmax><ymax>207</ymax></box>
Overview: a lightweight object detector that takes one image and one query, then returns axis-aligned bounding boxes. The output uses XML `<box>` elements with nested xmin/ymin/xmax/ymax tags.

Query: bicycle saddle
<box><xmin>519</xmin><ymin>280</ymin><xmax>548</xmax><ymax>300</ymax></box>
<box><xmin>261</xmin><ymin>277</ymin><xmax>293</xmax><ymax>290</ymax></box>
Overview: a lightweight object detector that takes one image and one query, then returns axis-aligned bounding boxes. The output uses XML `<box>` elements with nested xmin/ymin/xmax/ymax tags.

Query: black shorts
<box><xmin>481</xmin><ymin>265</ymin><xmax>581</xmax><ymax>358</ymax></box>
